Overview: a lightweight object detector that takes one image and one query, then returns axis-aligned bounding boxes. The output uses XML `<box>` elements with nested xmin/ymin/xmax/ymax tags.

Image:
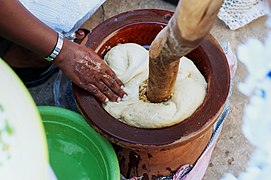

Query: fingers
<box><xmin>83</xmin><ymin>84</ymin><xmax>109</xmax><ymax>104</ymax></box>
<box><xmin>83</xmin><ymin>80</ymin><xmax>123</xmax><ymax>103</ymax></box>
<box><xmin>70</xmin><ymin>47</ymin><xmax>127</xmax><ymax>103</ymax></box>
<box><xmin>101</xmin><ymin>74</ymin><xmax>126</xmax><ymax>98</ymax></box>
<box><xmin>95</xmin><ymin>81</ymin><xmax>121</xmax><ymax>102</ymax></box>
<box><xmin>105</xmin><ymin>67</ymin><xmax>125</xmax><ymax>87</ymax></box>
<box><xmin>75</xmin><ymin>29</ymin><xmax>85</xmax><ymax>40</ymax></box>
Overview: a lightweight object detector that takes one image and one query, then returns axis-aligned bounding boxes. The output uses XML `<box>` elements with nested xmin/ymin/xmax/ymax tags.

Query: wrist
<box><xmin>52</xmin><ymin>37</ymin><xmax>74</xmax><ymax>66</ymax></box>
<box><xmin>44</xmin><ymin>32</ymin><xmax>64</xmax><ymax>62</ymax></box>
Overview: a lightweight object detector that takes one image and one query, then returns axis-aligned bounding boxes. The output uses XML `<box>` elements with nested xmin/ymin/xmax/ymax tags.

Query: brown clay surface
<box><xmin>73</xmin><ymin>10</ymin><xmax>230</xmax><ymax>148</ymax></box>
<box><xmin>116</xmin><ymin>128</ymin><xmax>213</xmax><ymax>178</ymax></box>
<box><xmin>72</xmin><ymin>9</ymin><xmax>230</xmax><ymax>178</ymax></box>
<box><xmin>27</xmin><ymin>0</ymin><xmax>269</xmax><ymax>179</ymax></box>
<box><xmin>146</xmin><ymin>0</ymin><xmax>223</xmax><ymax>103</ymax></box>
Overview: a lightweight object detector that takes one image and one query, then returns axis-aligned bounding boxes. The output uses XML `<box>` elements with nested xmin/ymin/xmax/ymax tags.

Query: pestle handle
<box><xmin>146</xmin><ymin>0</ymin><xmax>223</xmax><ymax>103</ymax></box>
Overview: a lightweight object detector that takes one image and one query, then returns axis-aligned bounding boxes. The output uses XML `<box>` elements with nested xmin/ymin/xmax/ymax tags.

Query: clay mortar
<box><xmin>73</xmin><ymin>9</ymin><xmax>230</xmax><ymax>179</ymax></box>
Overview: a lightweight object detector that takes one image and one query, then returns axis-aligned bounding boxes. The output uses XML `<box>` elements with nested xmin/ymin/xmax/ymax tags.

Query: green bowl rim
<box><xmin>38</xmin><ymin>106</ymin><xmax>120</xmax><ymax>180</ymax></box>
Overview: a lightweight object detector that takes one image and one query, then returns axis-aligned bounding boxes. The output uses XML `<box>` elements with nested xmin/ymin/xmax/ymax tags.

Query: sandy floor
<box><xmin>28</xmin><ymin>0</ymin><xmax>270</xmax><ymax>179</ymax></box>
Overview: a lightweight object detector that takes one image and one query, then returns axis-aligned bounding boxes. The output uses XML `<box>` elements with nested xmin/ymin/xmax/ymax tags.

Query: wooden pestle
<box><xmin>146</xmin><ymin>0</ymin><xmax>223</xmax><ymax>103</ymax></box>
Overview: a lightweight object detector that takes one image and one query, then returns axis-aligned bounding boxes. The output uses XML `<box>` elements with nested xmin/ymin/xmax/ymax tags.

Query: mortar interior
<box><xmin>73</xmin><ymin>9</ymin><xmax>230</xmax><ymax>149</ymax></box>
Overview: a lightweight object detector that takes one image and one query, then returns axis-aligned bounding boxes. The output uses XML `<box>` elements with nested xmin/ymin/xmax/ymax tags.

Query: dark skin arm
<box><xmin>0</xmin><ymin>0</ymin><xmax>126</xmax><ymax>103</ymax></box>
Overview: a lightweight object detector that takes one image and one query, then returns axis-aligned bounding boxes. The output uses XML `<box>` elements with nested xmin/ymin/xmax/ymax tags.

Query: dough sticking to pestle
<box><xmin>103</xmin><ymin>43</ymin><xmax>207</xmax><ymax>128</ymax></box>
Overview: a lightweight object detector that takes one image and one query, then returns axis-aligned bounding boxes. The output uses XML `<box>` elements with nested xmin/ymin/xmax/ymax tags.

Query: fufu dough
<box><xmin>104</xmin><ymin>43</ymin><xmax>207</xmax><ymax>128</ymax></box>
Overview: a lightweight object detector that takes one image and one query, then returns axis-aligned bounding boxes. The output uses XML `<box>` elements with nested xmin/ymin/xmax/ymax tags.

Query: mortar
<box><xmin>73</xmin><ymin>9</ymin><xmax>230</xmax><ymax>179</ymax></box>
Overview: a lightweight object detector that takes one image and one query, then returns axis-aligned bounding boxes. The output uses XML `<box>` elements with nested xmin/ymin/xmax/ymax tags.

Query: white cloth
<box><xmin>218</xmin><ymin>0</ymin><xmax>269</xmax><ymax>30</ymax></box>
<box><xmin>19</xmin><ymin>0</ymin><xmax>105</xmax><ymax>36</ymax></box>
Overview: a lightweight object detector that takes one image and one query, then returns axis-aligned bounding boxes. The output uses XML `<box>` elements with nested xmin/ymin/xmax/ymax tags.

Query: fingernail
<box><xmin>121</xmin><ymin>85</ymin><xmax>125</xmax><ymax>89</ymax></box>
<box><xmin>117</xmin><ymin>97</ymin><xmax>121</xmax><ymax>102</ymax></box>
<box><xmin>105</xmin><ymin>98</ymin><xmax>109</xmax><ymax>103</ymax></box>
<box><xmin>76</xmin><ymin>30</ymin><xmax>84</xmax><ymax>36</ymax></box>
<box><xmin>122</xmin><ymin>94</ymin><xmax>127</xmax><ymax>99</ymax></box>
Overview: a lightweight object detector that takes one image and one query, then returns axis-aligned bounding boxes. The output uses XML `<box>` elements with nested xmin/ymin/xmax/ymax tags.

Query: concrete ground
<box><xmin>28</xmin><ymin>0</ymin><xmax>270</xmax><ymax>179</ymax></box>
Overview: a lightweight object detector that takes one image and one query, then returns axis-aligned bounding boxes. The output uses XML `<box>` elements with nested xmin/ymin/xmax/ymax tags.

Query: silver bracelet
<box><xmin>44</xmin><ymin>32</ymin><xmax>64</xmax><ymax>62</ymax></box>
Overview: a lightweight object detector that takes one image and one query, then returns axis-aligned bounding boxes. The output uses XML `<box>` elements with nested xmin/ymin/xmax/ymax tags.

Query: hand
<box><xmin>54</xmin><ymin>39</ymin><xmax>126</xmax><ymax>103</ymax></box>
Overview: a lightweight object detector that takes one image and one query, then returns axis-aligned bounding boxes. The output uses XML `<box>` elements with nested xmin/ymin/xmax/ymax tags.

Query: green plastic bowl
<box><xmin>38</xmin><ymin>106</ymin><xmax>120</xmax><ymax>180</ymax></box>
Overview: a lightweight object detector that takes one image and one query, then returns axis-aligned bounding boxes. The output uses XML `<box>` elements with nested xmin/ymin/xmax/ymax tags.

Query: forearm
<box><xmin>0</xmin><ymin>0</ymin><xmax>57</xmax><ymax>58</ymax></box>
<box><xmin>0</xmin><ymin>0</ymin><xmax>126</xmax><ymax>103</ymax></box>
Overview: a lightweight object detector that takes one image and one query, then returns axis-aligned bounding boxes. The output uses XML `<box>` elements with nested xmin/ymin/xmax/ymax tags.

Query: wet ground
<box><xmin>28</xmin><ymin>0</ymin><xmax>270</xmax><ymax>179</ymax></box>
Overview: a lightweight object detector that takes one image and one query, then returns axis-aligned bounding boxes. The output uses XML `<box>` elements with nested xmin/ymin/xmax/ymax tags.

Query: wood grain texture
<box><xmin>73</xmin><ymin>9</ymin><xmax>230</xmax><ymax>178</ymax></box>
<box><xmin>147</xmin><ymin>0</ymin><xmax>223</xmax><ymax>102</ymax></box>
